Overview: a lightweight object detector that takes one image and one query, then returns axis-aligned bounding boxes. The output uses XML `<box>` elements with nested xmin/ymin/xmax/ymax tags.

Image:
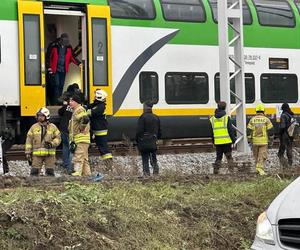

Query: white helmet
<box><xmin>95</xmin><ymin>89</ymin><xmax>108</xmax><ymax>102</ymax></box>
<box><xmin>36</xmin><ymin>107</ymin><xmax>50</xmax><ymax>120</ymax></box>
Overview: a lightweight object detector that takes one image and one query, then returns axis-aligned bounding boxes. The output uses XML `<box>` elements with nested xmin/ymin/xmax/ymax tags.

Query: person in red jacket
<box><xmin>46</xmin><ymin>33</ymin><xmax>81</xmax><ymax>105</ymax></box>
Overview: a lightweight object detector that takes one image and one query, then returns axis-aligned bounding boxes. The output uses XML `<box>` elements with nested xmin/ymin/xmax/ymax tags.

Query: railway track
<box><xmin>5</xmin><ymin>138</ymin><xmax>214</xmax><ymax>160</ymax></box>
<box><xmin>4</xmin><ymin>137</ymin><xmax>297</xmax><ymax>161</ymax></box>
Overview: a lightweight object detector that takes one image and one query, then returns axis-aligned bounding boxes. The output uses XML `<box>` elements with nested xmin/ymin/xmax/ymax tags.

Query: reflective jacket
<box><xmin>87</xmin><ymin>100</ymin><xmax>108</xmax><ymax>136</ymax></box>
<box><xmin>25</xmin><ymin>122</ymin><xmax>61</xmax><ymax>156</ymax></box>
<box><xmin>210</xmin><ymin>115</ymin><xmax>232</xmax><ymax>145</ymax></box>
<box><xmin>69</xmin><ymin>105</ymin><xmax>90</xmax><ymax>144</ymax></box>
<box><xmin>247</xmin><ymin>114</ymin><xmax>273</xmax><ymax>145</ymax></box>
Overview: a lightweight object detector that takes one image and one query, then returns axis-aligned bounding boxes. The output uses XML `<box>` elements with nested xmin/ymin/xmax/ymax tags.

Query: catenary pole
<box><xmin>218</xmin><ymin>0</ymin><xmax>248</xmax><ymax>152</ymax></box>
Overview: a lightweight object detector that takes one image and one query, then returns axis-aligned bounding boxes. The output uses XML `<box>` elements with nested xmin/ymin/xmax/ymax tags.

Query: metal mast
<box><xmin>218</xmin><ymin>0</ymin><xmax>248</xmax><ymax>152</ymax></box>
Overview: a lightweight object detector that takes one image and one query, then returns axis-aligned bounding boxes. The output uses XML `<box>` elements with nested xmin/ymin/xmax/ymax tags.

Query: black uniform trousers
<box><xmin>141</xmin><ymin>150</ymin><xmax>159</xmax><ymax>176</ymax></box>
<box><xmin>215</xmin><ymin>143</ymin><xmax>233</xmax><ymax>164</ymax></box>
<box><xmin>95</xmin><ymin>135</ymin><xmax>112</xmax><ymax>159</ymax></box>
<box><xmin>278</xmin><ymin>133</ymin><xmax>293</xmax><ymax>166</ymax></box>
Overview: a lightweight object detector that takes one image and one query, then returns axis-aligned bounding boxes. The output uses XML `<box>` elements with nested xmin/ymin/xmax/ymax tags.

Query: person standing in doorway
<box><xmin>247</xmin><ymin>104</ymin><xmax>274</xmax><ymax>176</ymax></box>
<box><xmin>46</xmin><ymin>33</ymin><xmax>81</xmax><ymax>105</ymax></box>
<box><xmin>278</xmin><ymin>103</ymin><xmax>294</xmax><ymax>167</ymax></box>
<box><xmin>136</xmin><ymin>102</ymin><xmax>161</xmax><ymax>176</ymax></box>
<box><xmin>209</xmin><ymin>101</ymin><xmax>236</xmax><ymax>174</ymax></box>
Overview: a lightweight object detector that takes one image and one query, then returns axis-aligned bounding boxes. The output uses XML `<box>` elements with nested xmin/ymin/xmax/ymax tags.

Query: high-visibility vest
<box><xmin>247</xmin><ymin>115</ymin><xmax>273</xmax><ymax>145</ymax></box>
<box><xmin>210</xmin><ymin>115</ymin><xmax>232</xmax><ymax>145</ymax></box>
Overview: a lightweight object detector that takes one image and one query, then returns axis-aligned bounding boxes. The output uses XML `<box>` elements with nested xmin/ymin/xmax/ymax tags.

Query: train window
<box><xmin>108</xmin><ymin>0</ymin><xmax>156</xmax><ymax>20</ymax></box>
<box><xmin>92</xmin><ymin>18</ymin><xmax>108</xmax><ymax>86</ymax></box>
<box><xmin>215</xmin><ymin>73</ymin><xmax>255</xmax><ymax>104</ymax></box>
<box><xmin>23</xmin><ymin>14</ymin><xmax>41</xmax><ymax>86</ymax></box>
<box><xmin>208</xmin><ymin>0</ymin><xmax>252</xmax><ymax>25</ymax></box>
<box><xmin>160</xmin><ymin>0</ymin><xmax>206</xmax><ymax>22</ymax></box>
<box><xmin>139</xmin><ymin>72</ymin><xmax>159</xmax><ymax>104</ymax></box>
<box><xmin>165</xmin><ymin>72</ymin><xmax>209</xmax><ymax>104</ymax></box>
<box><xmin>252</xmin><ymin>0</ymin><xmax>295</xmax><ymax>27</ymax></box>
<box><xmin>261</xmin><ymin>74</ymin><xmax>298</xmax><ymax>103</ymax></box>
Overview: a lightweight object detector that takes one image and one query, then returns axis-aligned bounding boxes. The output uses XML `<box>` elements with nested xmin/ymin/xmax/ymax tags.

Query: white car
<box><xmin>251</xmin><ymin>177</ymin><xmax>300</xmax><ymax>250</ymax></box>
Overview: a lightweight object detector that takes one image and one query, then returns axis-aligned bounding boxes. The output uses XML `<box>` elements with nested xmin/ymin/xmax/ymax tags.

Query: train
<box><xmin>0</xmin><ymin>0</ymin><xmax>299</xmax><ymax>143</ymax></box>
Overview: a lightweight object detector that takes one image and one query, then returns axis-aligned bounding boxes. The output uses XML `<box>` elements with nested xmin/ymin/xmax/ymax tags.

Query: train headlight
<box><xmin>256</xmin><ymin>211</ymin><xmax>275</xmax><ymax>245</ymax></box>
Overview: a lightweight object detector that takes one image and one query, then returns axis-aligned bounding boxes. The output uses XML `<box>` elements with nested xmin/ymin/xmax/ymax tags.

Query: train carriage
<box><xmin>0</xmin><ymin>0</ymin><xmax>299</xmax><ymax>142</ymax></box>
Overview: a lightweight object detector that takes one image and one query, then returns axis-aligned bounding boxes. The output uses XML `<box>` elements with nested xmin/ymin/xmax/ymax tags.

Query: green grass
<box><xmin>0</xmin><ymin>177</ymin><xmax>292</xmax><ymax>250</ymax></box>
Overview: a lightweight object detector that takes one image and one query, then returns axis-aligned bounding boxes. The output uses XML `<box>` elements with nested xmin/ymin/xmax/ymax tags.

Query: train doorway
<box><xmin>43</xmin><ymin>7</ymin><xmax>87</xmax><ymax>107</ymax></box>
<box><xmin>18</xmin><ymin>1</ymin><xmax>113</xmax><ymax>117</ymax></box>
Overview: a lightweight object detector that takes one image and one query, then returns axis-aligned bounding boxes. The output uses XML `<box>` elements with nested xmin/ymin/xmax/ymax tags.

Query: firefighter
<box><xmin>68</xmin><ymin>92</ymin><xmax>91</xmax><ymax>176</ymax></box>
<box><xmin>209</xmin><ymin>101</ymin><xmax>236</xmax><ymax>174</ymax></box>
<box><xmin>25</xmin><ymin>108</ymin><xmax>61</xmax><ymax>176</ymax></box>
<box><xmin>247</xmin><ymin>104</ymin><xmax>274</xmax><ymax>176</ymax></box>
<box><xmin>86</xmin><ymin>89</ymin><xmax>113</xmax><ymax>172</ymax></box>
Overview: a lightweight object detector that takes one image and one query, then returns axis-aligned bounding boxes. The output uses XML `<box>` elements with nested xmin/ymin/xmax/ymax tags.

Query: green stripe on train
<box><xmin>0</xmin><ymin>0</ymin><xmax>299</xmax><ymax>49</ymax></box>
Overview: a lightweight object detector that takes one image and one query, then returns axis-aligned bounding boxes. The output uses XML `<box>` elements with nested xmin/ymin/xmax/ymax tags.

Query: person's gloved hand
<box><xmin>44</xmin><ymin>141</ymin><xmax>53</xmax><ymax>149</ymax></box>
<box><xmin>26</xmin><ymin>154</ymin><xmax>32</xmax><ymax>162</ymax></box>
<box><xmin>26</xmin><ymin>154</ymin><xmax>32</xmax><ymax>166</ymax></box>
<box><xmin>86</xmin><ymin>109</ymin><xmax>91</xmax><ymax>116</ymax></box>
<box><xmin>66</xmin><ymin>105</ymin><xmax>72</xmax><ymax>112</ymax></box>
<box><xmin>82</xmin><ymin>116</ymin><xmax>90</xmax><ymax>125</ymax></box>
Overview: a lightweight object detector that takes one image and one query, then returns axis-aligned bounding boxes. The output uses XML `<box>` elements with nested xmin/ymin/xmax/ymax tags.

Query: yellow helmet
<box><xmin>255</xmin><ymin>104</ymin><xmax>265</xmax><ymax>112</ymax></box>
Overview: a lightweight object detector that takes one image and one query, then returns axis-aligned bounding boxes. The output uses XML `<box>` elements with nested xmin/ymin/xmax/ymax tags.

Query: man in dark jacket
<box><xmin>278</xmin><ymin>103</ymin><xmax>294</xmax><ymax>167</ymax></box>
<box><xmin>136</xmin><ymin>102</ymin><xmax>161</xmax><ymax>176</ymax></box>
<box><xmin>46</xmin><ymin>33</ymin><xmax>81</xmax><ymax>105</ymax></box>
<box><xmin>209</xmin><ymin>101</ymin><xmax>236</xmax><ymax>174</ymax></box>
<box><xmin>58</xmin><ymin>90</ymin><xmax>73</xmax><ymax>174</ymax></box>
<box><xmin>86</xmin><ymin>89</ymin><xmax>113</xmax><ymax>171</ymax></box>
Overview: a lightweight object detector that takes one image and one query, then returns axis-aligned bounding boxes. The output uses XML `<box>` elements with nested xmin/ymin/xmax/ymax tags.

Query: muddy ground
<box><xmin>0</xmin><ymin>176</ymin><xmax>293</xmax><ymax>250</ymax></box>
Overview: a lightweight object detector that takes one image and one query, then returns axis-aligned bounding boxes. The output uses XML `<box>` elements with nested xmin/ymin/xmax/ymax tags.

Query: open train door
<box><xmin>18</xmin><ymin>0</ymin><xmax>45</xmax><ymax>116</ymax></box>
<box><xmin>87</xmin><ymin>5</ymin><xmax>112</xmax><ymax>115</ymax></box>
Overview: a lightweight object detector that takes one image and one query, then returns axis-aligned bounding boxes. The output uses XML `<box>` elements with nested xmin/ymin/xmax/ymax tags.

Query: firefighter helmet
<box><xmin>95</xmin><ymin>89</ymin><xmax>108</xmax><ymax>102</ymax></box>
<box><xmin>36</xmin><ymin>107</ymin><xmax>50</xmax><ymax>120</ymax></box>
<box><xmin>255</xmin><ymin>104</ymin><xmax>265</xmax><ymax>113</ymax></box>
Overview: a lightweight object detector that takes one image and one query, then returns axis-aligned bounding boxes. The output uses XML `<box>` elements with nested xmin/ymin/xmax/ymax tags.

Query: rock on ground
<box><xmin>5</xmin><ymin>148</ymin><xmax>300</xmax><ymax>177</ymax></box>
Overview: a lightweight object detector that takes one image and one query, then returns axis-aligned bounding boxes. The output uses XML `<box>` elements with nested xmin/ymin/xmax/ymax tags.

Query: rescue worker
<box><xmin>86</xmin><ymin>89</ymin><xmax>113</xmax><ymax>171</ymax></box>
<box><xmin>247</xmin><ymin>104</ymin><xmax>274</xmax><ymax>176</ymax></box>
<box><xmin>46</xmin><ymin>33</ymin><xmax>81</xmax><ymax>105</ymax></box>
<box><xmin>209</xmin><ymin>101</ymin><xmax>236</xmax><ymax>174</ymax></box>
<box><xmin>25</xmin><ymin>108</ymin><xmax>61</xmax><ymax>176</ymax></box>
<box><xmin>136</xmin><ymin>102</ymin><xmax>161</xmax><ymax>176</ymax></box>
<box><xmin>278</xmin><ymin>103</ymin><xmax>294</xmax><ymax>167</ymax></box>
<box><xmin>68</xmin><ymin>92</ymin><xmax>91</xmax><ymax>176</ymax></box>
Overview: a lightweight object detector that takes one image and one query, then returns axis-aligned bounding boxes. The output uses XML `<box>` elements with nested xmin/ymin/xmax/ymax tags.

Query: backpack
<box><xmin>137</xmin><ymin>133</ymin><xmax>157</xmax><ymax>152</ymax></box>
<box><xmin>287</xmin><ymin>117</ymin><xmax>299</xmax><ymax>138</ymax></box>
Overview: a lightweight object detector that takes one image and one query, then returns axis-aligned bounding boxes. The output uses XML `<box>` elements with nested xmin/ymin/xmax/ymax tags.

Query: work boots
<box><xmin>72</xmin><ymin>163</ymin><xmax>82</xmax><ymax>177</ymax></box>
<box><xmin>30</xmin><ymin>168</ymin><xmax>40</xmax><ymax>176</ymax></box>
<box><xmin>256</xmin><ymin>164</ymin><xmax>266</xmax><ymax>176</ymax></box>
<box><xmin>213</xmin><ymin>161</ymin><xmax>221</xmax><ymax>174</ymax></box>
<box><xmin>45</xmin><ymin>168</ymin><xmax>55</xmax><ymax>176</ymax></box>
<box><xmin>104</xmin><ymin>159</ymin><xmax>114</xmax><ymax>173</ymax></box>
